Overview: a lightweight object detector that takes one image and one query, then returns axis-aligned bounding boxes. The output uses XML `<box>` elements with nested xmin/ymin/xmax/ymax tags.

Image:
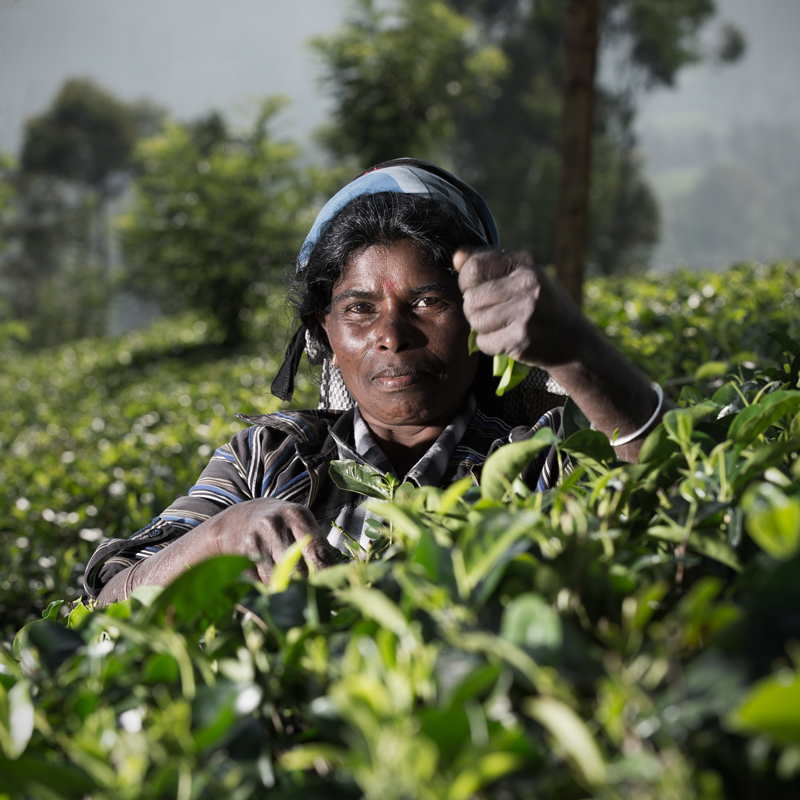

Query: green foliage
<box><xmin>120</xmin><ymin>98</ymin><xmax>328</xmax><ymax>346</ymax></box>
<box><xmin>315</xmin><ymin>0</ymin><xmax>741</xmax><ymax>274</ymax></box>
<box><xmin>2</xmin><ymin>177</ymin><xmax>114</xmax><ymax>347</ymax></box>
<box><xmin>450</xmin><ymin>0</ymin><xmax>737</xmax><ymax>269</ymax></box>
<box><xmin>606</xmin><ymin>0</ymin><xmax>718</xmax><ymax>87</ymax></box>
<box><xmin>311</xmin><ymin>0</ymin><xmax>507</xmax><ymax>167</ymax></box>
<box><xmin>583</xmin><ymin>260</ymin><xmax>800</xmax><ymax>383</ymax></box>
<box><xmin>3</xmin><ymin>262</ymin><xmax>800</xmax><ymax>798</ymax></box>
<box><xmin>0</xmin><ymin>151</ymin><xmax>15</xmax><ymax>221</ymax></box>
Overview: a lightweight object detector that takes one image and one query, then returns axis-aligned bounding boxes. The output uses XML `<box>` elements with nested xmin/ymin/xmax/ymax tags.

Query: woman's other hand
<box><xmin>96</xmin><ymin>499</ymin><xmax>340</xmax><ymax>606</ymax></box>
<box><xmin>206</xmin><ymin>498</ymin><xmax>341</xmax><ymax>584</ymax></box>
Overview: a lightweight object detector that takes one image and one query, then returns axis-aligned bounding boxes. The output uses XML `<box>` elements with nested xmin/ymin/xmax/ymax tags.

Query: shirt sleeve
<box><xmin>82</xmin><ymin>423</ymin><xmax>288</xmax><ymax>598</ymax></box>
<box><xmin>507</xmin><ymin>406</ymin><xmax>573</xmax><ymax>491</ymax></box>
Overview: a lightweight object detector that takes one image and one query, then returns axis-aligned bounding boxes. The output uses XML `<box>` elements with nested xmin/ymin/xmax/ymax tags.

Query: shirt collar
<box><xmin>330</xmin><ymin>394</ymin><xmax>477</xmax><ymax>486</ymax></box>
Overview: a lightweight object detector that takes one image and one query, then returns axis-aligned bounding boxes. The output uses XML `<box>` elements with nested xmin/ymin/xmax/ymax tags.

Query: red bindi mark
<box><xmin>384</xmin><ymin>276</ymin><xmax>396</xmax><ymax>293</ymax></box>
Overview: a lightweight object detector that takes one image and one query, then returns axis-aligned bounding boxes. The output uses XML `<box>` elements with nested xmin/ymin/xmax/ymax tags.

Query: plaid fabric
<box><xmin>83</xmin><ymin>400</ymin><xmax>565</xmax><ymax>598</ymax></box>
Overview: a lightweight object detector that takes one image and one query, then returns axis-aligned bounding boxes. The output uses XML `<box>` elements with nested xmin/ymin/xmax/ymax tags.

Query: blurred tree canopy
<box><xmin>120</xmin><ymin>98</ymin><xmax>326</xmax><ymax>347</ymax></box>
<box><xmin>0</xmin><ymin>78</ymin><xmax>166</xmax><ymax>348</ymax></box>
<box><xmin>313</xmin><ymin>0</ymin><xmax>743</xmax><ymax>284</ymax></box>
<box><xmin>22</xmin><ymin>78</ymin><xmax>139</xmax><ymax>195</ymax></box>
<box><xmin>311</xmin><ymin>0</ymin><xmax>508</xmax><ymax>168</ymax></box>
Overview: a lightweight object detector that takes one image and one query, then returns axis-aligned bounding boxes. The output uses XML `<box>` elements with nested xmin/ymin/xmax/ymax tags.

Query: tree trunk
<box><xmin>554</xmin><ymin>0</ymin><xmax>600</xmax><ymax>308</ymax></box>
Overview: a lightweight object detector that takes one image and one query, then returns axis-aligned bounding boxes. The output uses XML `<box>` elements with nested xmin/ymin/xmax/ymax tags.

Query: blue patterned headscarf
<box><xmin>272</xmin><ymin>158</ymin><xmax>500</xmax><ymax>401</ymax></box>
<box><xmin>298</xmin><ymin>158</ymin><xmax>500</xmax><ymax>271</ymax></box>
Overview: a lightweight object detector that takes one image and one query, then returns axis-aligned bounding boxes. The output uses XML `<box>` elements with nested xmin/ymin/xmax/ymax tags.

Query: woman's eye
<box><xmin>345</xmin><ymin>302</ymin><xmax>373</xmax><ymax>314</ymax></box>
<box><xmin>415</xmin><ymin>296</ymin><xmax>442</xmax><ymax>309</ymax></box>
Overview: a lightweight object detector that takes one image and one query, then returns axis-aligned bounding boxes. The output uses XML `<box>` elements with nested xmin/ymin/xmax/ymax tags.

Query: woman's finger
<box><xmin>453</xmin><ymin>247</ymin><xmax>472</xmax><ymax>273</ymax></box>
<box><xmin>458</xmin><ymin>250</ymin><xmax>533</xmax><ymax>291</ymax></box>
<box><xmin>280</xmin><ymin>503</ymin><xmax>340</xmax><ymax>572</ymax></box>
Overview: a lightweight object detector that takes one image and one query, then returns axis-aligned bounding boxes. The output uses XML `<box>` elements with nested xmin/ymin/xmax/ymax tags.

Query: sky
<box><xmin>2</xmin><ymin>0</ymin><xmax>799</xmax><ymax>269</ymax></box>
<box><xmin>0</xmin><ymin>0</ymin><xmax>345</xmax><ymax>153</ymax></box>
<box><xmin>635</xmin><ymin>0</ymin><xmax>800</xmax><ymax>169</ymax></box>
<box><xmin>632</xmin><ymin>0</ymin><xmax>800</xmax><ymax>267</ymax></box>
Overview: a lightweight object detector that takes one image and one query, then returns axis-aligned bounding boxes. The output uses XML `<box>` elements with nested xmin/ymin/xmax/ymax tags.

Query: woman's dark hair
<box><xmin>291</xmin><ymin>192</ymin><xmax>488</xmax><ymax>356</ymax></box>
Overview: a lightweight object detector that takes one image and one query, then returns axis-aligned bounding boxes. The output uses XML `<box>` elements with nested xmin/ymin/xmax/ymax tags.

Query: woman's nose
<box><xmin>376</xmin><ymin>309</ymin><xmax>418</xmax><ymax>351</ymax></box>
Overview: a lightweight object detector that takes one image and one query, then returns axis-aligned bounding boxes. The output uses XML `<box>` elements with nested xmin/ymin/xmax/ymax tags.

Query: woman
<box><xmin>85</xmin><ymin>158</ymin><xmax>665</xmax><ymax>604</ymax></box>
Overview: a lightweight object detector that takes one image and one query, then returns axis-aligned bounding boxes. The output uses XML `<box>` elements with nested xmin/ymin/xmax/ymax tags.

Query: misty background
<box><xmin>2</xmin><ymin>0</ymin><xmax>799</xmax><ymax>274</ymax></box>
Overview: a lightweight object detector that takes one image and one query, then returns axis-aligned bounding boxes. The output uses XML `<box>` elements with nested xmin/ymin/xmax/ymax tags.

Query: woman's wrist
<box><xmin>543</xmin><ymin>323</ymin><xmax>664</xmax><ymax>460</ymax></box>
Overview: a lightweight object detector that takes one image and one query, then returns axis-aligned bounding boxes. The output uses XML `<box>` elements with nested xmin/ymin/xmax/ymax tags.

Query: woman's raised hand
<box><xmin>455</xmin><ymin>248</ymin><xmax>587</xmax><ymax>369</ymax></box>
<box><xmin>454</xmin><ymin>247</ymin><xmax>668</xmax><ymax>463</ymax></box>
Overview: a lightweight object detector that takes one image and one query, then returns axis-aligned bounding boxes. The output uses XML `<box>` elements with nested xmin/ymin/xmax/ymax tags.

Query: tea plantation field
<box><xmin>1</xmin><ymin>260</ymin><xmax>799</xmax><ymax>799</ymax></box>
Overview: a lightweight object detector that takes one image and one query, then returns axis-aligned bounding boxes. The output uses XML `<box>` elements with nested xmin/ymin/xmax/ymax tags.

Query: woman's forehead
<box><xmin>336</xmin><ymin>240</ymin><xmax>455</xmax><ymax>291</ymax></box>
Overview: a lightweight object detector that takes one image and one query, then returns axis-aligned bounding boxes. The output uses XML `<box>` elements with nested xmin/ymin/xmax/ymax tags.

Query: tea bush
<box><xmin>0</xmin><ymin>305</ymin><xmax>319</xmax><ymax>636</ymax></box>
<box><xmin>584</xmin><ymin>260</ymin><xmax>799</xmax><ymax>384</ymax></box>
<box><xmin>1</xmin><ymin>261</ymin><xmax>799</xmax><ymax>799</ymax></box>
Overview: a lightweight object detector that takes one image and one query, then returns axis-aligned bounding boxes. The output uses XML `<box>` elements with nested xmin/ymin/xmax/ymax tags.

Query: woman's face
<box><xmin>321</xmin><ymin>239</ymin><xmax>478</xmax><ymax>435</ymax></box>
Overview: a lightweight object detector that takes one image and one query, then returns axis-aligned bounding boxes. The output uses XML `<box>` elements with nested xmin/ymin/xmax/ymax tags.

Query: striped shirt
<box><xmin>322</xmin><ymin>395</ymin><xmax>477</xmax><ymax>553</ymax></box>
<box><xmin>83</xmin><ymin>397</ymin><xmax>564</xmax><ymax>597</ymax></box>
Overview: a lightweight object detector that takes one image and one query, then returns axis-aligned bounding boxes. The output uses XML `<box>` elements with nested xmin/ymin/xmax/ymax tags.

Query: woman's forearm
<box><xmin>95</xmin><ymin>519</ymin><xmax>222</xmax><ymax>606</ymax></box>
<box><xmin>546</xmin><ymin>315</ymin><xmax>669</xmax><ymax>462</ymax></box>
<box><xmin>94</xmin><ymin>498</ymin><xmax>340</xmax><ymax>607</ymax></box>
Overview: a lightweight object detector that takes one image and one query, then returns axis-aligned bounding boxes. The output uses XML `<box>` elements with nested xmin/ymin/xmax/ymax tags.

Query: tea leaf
<box><xmin>481</xmin><ymin>427</ymin><xmax>560</xmax><ymax>500</ymax></box>
<box><xmin>330</xmin><ymin>459</ymin><xmax>396</xmax><ymax>500</ymax></box>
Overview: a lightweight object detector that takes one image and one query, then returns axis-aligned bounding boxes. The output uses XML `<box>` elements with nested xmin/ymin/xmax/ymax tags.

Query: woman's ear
<box><xmin>317</xmin><ymin>310</ymin><xmax>329</xmax><ymax>335</ymax></box>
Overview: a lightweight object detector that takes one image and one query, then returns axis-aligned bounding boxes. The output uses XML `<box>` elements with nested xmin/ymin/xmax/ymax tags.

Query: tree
<box><xmin>555</xmin><ymin>0</ymin><xmax>601</xmax><ymax>304</ymax></box>
<box><xmin>0</xmin><ymin>78</ymin><xmax>166</xmax><ymax>347</ymax></box>
<box><xmin>552</xmin><ymin>0</ymin><xmax>744</xmax><ymax>303</ymax></box>
<box><xmin>0</xmin><ymin>163</ymin><xmax>110</xmax><ymax>347</ymax></box>
<box><xmin>120</xmin><ymin>99</ymin><xmax>324</xmax><ymax>346</ymax></box>
<box><xmin>0</xmin><ymin>173</ymin><xmax>102</xmax><ymax>345</ymax></box>
<box><xmin>311</xmin><ymin>0</ymin><xmax>507</xmax><ymax>167</ymax></box>
<box><xmin>314</xmin><ymin>0</ymin><xmax>743</xmax><ymax>301</ymax></box>
<box><xmin>20</xmin><ymin>78</ymin><xmax>154</xmax><ymax>274</ymax></box>
<box><xmin>0</xmin><ymin>153</ymin><xmax>30</xmax><ymax>347</ymax></box>
<box><xmin>22</xmin><ymin>78</ymin><xmax>139</xmax><ymax>194</ymax></box>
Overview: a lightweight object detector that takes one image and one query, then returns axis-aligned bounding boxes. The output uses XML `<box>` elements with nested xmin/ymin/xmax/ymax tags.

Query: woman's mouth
<box><xmin>372</xmin><ymin>367</ymin><xmax>437</xmax><ymax>390</ymax></box>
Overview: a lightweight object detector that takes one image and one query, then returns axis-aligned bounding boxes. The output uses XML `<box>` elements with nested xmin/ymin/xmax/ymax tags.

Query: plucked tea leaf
<box><xmin>493</xmin><ymin>355</ymin><xmax>530</xmax><ymax>396</ymax></box>
<box><xmin>330</xmin><ymin>459</ymin><xmax>396</xmax><ymax>500</ymax></box>
<box><xmin>468</xmin><ymin>328</ymin><xmax>479</xmax><ymax>355</ymax></box>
